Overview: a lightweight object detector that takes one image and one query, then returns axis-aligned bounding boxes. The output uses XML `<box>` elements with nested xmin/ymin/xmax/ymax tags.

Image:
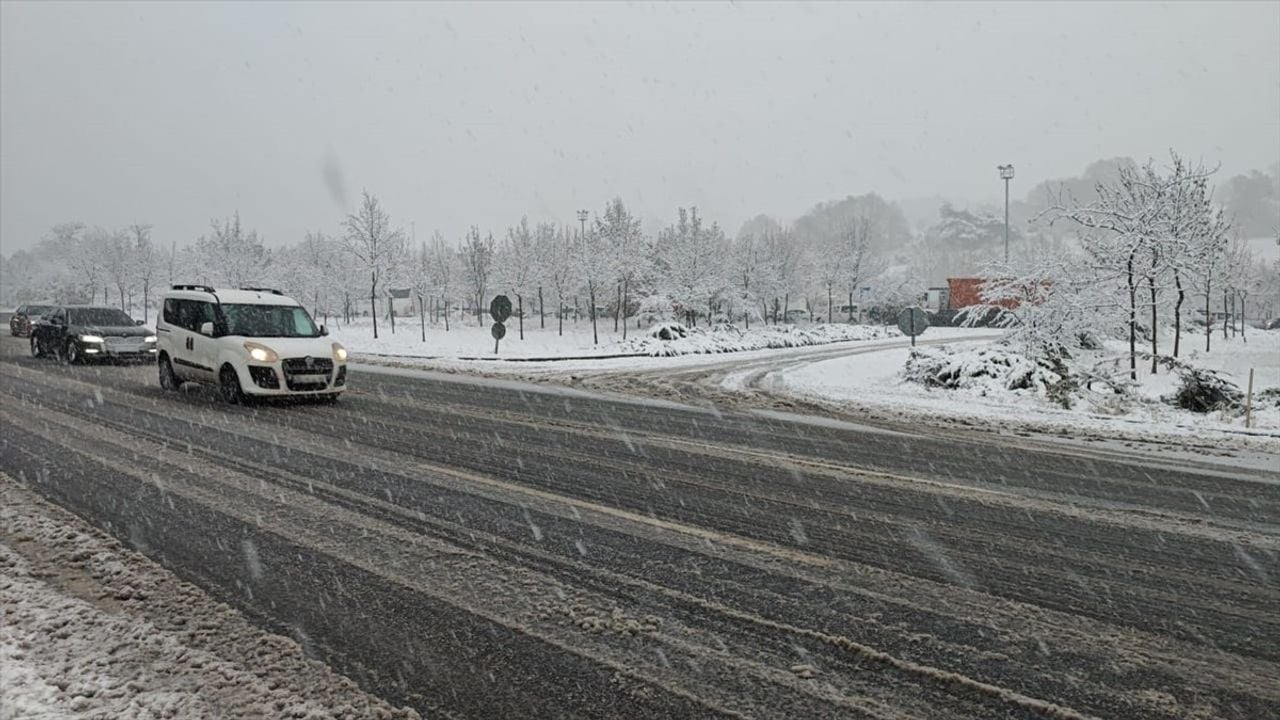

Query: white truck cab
<box><xmin>156</xmin><ymin>285</ymin><xmax>348</xmax><ymax>403</ymax></box>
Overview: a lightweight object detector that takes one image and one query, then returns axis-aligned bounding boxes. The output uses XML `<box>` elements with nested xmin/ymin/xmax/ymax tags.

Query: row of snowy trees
<box><xmin>6</xmin><ymin>162</ymin><xmax>1272</xmax><ymax>349</ymax></box>
<box><xmin>972</xmin><ymin>152</ymin><xmax>1277</xmax><ymax>381</ymax></box>
<box><xmin>3</xmin><ymin>189</ymin><xmax>911</xmax><ymax>344</ymax></box>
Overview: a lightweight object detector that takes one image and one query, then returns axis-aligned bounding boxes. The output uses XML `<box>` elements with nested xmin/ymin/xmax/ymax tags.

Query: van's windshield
<box><xmin>220</xmin><ymin>304</ymin><xmax>320</xmax><ymax>338</ymax></box>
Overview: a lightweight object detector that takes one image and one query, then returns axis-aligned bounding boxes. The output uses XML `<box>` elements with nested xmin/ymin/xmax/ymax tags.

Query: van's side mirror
<box><xmin>135</xmin><ymin>319</ymin><xmax>145</xmax><ymax>326</ymax></box>
<box><xmin>319</xmin><ymin>325</ymin><xmax>328</xmax><ymax>336</ymax></box>
<box><xmin>199</xmin><ymin>321</ymin><xmax>214</xmax><ymax>336</ymax></box>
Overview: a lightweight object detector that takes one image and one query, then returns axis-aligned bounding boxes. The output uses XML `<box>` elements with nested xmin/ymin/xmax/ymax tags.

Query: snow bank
<box><xmin>618</xmin><ymin>323</ymin><xmax>898</xmax><ymax>357</ymax></box>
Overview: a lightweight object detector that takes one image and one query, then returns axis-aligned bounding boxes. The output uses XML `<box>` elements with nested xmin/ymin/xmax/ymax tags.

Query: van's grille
<box><xmin>282</xmin><ymin>357</ymin><xmax>333</xmax><ymax>374</ymax></box>
<box><xmin>282</xmin><ymin>356</ymin><xmax>333</xmax><ymax>391</ymax></box>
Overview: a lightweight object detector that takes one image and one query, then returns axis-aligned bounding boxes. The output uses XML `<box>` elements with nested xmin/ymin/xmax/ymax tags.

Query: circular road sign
<box><xmin>491</xmin><ymin>322</ymin><xmax>507</xmax><ymax>341</ymax></box>
<box><xmin>490</xmin><ymin>295</ymin><xmax>512</xmax><ymax>324</ymax></box>
<box><xmin>896</xmin><ymin>307</ymin><xmax>930</xmax><ymax>337</ymax></box>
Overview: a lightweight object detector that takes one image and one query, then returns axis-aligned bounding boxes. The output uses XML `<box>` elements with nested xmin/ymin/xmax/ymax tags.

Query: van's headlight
<box><xmin>80</xmin><ymin>334</ymin><xmax>104</xmax><ymax>343</ymax></box>
<box><xmin>332</xmin><ymin>343</ymin><xmax>348</xmax><ymax>362</ymax></box>
<box><xmin>144</xmin><ymin>335</ymin><xmax>158</xmax><ymax>343</ymax></box>
<box><xmin>243</xmin><ymin>342</ymin><xmax>278</xmax><ymax>363</ymax></box>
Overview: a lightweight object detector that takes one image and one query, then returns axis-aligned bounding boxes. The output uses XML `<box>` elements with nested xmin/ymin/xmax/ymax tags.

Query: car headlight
<box><xmin>144</xmin><ymin>335</ymin><xmax>158</xmax><ymax>343</ymax></box>
<box><xmin>332</xmin><ymin>343</ymin><xmax>348</xmax><ymax>362</ymax></box>
<box><xmin>243</xmin><ymin>342</ymin><xmax>278</xmax><ymax>363</ymax></box>
<box><xmin>80</xmin><ymin>334</ymin><xmax>104</xmax><ymax>343</ymax></box>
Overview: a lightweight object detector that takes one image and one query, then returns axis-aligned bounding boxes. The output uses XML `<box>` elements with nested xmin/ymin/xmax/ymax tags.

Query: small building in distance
<box><xmin>946</xmin><ymin>278</ymin><xmax>984</xmax><ymax>311</ymax></box>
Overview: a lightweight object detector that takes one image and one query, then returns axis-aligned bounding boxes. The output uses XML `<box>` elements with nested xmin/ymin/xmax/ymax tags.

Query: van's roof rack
<box><xmin>240</xmin><ymin>287</ymin><xmax>284</xmax><ymax>295</ymax></box>
<box><xmin>171</xmin><ymin>284</ymin><xmax>216</xmax><ymax>293</ymax></box>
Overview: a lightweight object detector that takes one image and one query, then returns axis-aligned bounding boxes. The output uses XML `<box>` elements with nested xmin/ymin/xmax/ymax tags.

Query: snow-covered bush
<box><xmin>1167</xmin><ymin>366</ymin><xmax>1242</xmax><ymax>413</ymax></box>
<box><xmin>1132</xmin><ymin>353</ymin><xmax>1244</xmax><ymax>413</ymax></box>
<box><xmin>1257</xmin><ymin>388</ymin><xmax>1280</xmax><ymax>408</ymax></box>
<box><xmin>647</xmin><ymin>322</ymin><xmax>688</xmax><ymax>341</ymax></box>
<box><xmin>902</xmin><ymin>345</ymin><xmax>1071</xmax><ymax>399</ymax></box>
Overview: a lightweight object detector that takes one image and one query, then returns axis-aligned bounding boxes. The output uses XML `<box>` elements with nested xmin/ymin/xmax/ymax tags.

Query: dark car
<box><xmin>9</xmin><ymin>304</ymin><xmax>57</xmax><ymax>337</ymax></box>
<box><xmin>30</xmin><ymin>306</ymin><xmax>158</xmax><ymax>363</ymax></box>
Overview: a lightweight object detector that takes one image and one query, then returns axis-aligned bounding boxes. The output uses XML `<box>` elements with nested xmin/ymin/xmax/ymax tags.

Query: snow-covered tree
<box><xmin>47</xmin><ymin>223</ymin><xmax>103</xmax><ymax>303</ymax></box>
<box><xmin>1043</xmin><ymin>152</ymin><xmax>1232</xmax><ymax>377</ymax></box>
<box><xmin>101</xmin><ymin>228</ymin><xmax>134</xmax><ymax>311</ymax></box>
<box><xmin>597</xmin><ymin>199</ymin><xmax>647</xmax><ymax>339</ymax></box>
<box><xmin>1163</xmin><ymin>160</ymin><xmax>1230</xmax><ymax>355</ymax></box>
<box><xmin>195</xmin><ymin>212</ymin><xmax>269</xmax><ymax>289</ymax></box>
<box><xmin>544</xmin><ymin>225</ymin><xmax>577</xmax><ymax>336</ymax></box>
<box><xmin>458</xmin><ymin>226</ymin><xmax>494</xmax><ymax>327</ymax></box>
<box><xmin>531</xmin><ymin>221</ymin><xmax>558</xmax><ymax>329</ymax></box>
<box><xmin>576</xmin><ymin>204</ymin><xmax>620</xmax><ymax>345</ymax></box>
<box><xmin>759</xmin><ymin>226</ymin><xmax>806</xmax><ymax>324</ymax></box>
<box><xmin>341</xmin><ymin>191</ymin><xmax>406</xmax><ymax>339</ymax></box>
<box><xmin>127</xmin><ymin>224</ymin><xmax>158</xmax><ymax>321</ymax></box>
<box><xmin>655</xmin><ymin>207</ymin><xmax>727</xmax><ymax>326</ymax></box>
<box><xmin>494</xmin><ymin>217</ymin><xmax>538</xmax><ymax>339</ymax></box>
<box><xmin>427</xmin><ymin>231</ymin><xmax>457</xmax><ymax>331</ymax></box>
<box><xmin>729</xmin><ymin>229</ymin><xmax>773</xmax><ymax>328</ymax></box>
<box><xmin>1048</xmin><ymin>161</ymin><xmax>1167</xmax><ymax>378</ymax></box>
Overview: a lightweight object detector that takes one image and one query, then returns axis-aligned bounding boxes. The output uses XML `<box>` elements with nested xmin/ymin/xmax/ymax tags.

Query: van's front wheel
<box><xmin>219</xmin><ymin>365</ymin><xmax>245</xmax><ymax>404</ymax></box>
<box><xmin>159</xmin><ymin>355</ymin><xmax>178</xmax><ymax>391</ymax></box>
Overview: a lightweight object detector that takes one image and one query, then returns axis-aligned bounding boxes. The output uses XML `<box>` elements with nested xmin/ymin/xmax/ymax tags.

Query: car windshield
<box><xmin>221</xmin><ymin>304</ymin><xmax>319</xmax><ymax>338</ymax></box>
<box><xmin>26</xmin><ymin>305</ymin><xmax>55</xmax><ymax>315</ymax></box>
<box><xmin>69</xmin><ymin>308</ymin><xmax>134</xmax><ymax>326</ymax></box>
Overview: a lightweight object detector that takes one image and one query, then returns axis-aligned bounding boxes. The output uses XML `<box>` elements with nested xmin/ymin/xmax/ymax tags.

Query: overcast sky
<box><xmin>2</xmin><ymin>1</ymin><xmax>1277</xmax><ymax>253</ymax></box>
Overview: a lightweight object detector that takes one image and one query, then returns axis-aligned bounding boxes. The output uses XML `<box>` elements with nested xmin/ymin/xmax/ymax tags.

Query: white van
<box><xmin>156</xmin><ymin>285</ymin><xmax>348</xmax><ymax>403</ymax></box>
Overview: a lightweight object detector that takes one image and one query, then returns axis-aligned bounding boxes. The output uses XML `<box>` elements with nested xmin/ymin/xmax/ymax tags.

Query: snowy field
<box><xmin>0</xmin><ymin>474</ymin><xmax>419</xmax><ymax>720</ymax></box>
<box><xmin>770</xmin><ymin>329</ymin><xmax>1280</xmax><ymax>447</ymax></box>
<box><xmin>331</xmin><ymin>317</ymin><xmax>903</xmax><ymax>362</ymax></box>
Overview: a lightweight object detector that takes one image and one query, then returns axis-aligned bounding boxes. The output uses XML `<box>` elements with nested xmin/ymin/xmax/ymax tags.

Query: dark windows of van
<box><xmin>163</xmin><ymin>299</ymin><xmax>217</xmax><ymax>332</ymax></box>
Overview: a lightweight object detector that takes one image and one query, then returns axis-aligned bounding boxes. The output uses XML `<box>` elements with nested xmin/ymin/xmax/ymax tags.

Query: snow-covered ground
<box><xmin>0</xmin><ymin>474</ymin><xmax>419</xmax><ymax>720</ymax></box>
<box><xmin>331</xmin><ymin>317</ymin><xmax>900</xmax><ymax>360</ymax></box>
<box><xmin>331</xmin><ymin>317</ymin><xmax>934</xmax><ymax>380</ymax></box>
<box><xmin>769</xmin><ymin>330</ymin><xmax>1280</xmax><ymax>447</ymax></box>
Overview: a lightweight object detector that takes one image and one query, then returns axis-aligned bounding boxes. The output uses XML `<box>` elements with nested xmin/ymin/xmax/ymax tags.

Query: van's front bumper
<box><xmin>241</xmin><ymin>362</ymin><xmax>347</xmax><ymax>396</ymax></box>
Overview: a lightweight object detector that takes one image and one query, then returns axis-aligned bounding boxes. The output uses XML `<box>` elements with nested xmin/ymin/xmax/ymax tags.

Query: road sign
<box><xmin>896</xmin><ymin>307</ymin><xmax>930</xmax><ymax>346</ymax></box>
<box><xmin>490</xmin><ymin>295</ymin><xmax>512</xmax><ymax>324</ymax></box>
<box><xmin>491</xmin><ymin>319</ymin><xmax>506</xmax><ymax>354</ymax></box>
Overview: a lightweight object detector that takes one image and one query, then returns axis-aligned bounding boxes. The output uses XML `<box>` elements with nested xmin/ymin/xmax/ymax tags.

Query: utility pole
<box><xmin>998</xmin><ymin>164</ymin><xmax>1015</xmax><ymax>264</ymax></box>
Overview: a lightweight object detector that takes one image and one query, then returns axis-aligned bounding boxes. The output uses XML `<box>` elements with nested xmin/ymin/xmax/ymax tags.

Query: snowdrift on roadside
<box><xmin>619</xmin><ymin>323</ymin><xmax>899</xmax><ymax>357</ymax></box>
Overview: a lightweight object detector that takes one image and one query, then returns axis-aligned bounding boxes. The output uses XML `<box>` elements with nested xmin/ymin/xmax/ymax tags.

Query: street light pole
<box><xmin>577</xmin><ymin>209</ymin><xmax>588</xmax><ymax>240</ymax></box>
<box><xmin>998</xmin><ymin>164</ymin><xmax>1015</xmax><ymax>264</ymax></box>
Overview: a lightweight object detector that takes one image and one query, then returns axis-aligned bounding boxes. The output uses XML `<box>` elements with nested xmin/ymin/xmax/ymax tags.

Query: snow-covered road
<box><xmin>0</xmin><ymin>474</ymin><xmax>418</xmax><ymax>720</ymax></box>
<box><xmin>2</xmin><ymin>332</ymin><xmax>1278</xmax><ymax>719</ymax></box>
